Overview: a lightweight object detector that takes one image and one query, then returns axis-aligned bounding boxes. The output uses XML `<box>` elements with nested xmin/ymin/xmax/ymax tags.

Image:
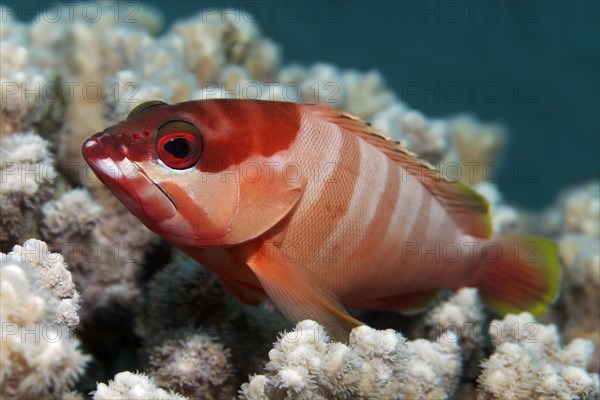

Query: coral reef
<box><xmin>240</xmin><ymin>320</ymin><xmax>406</xmax><ymax>399</ymax></box>
<box><xmin>147</xmin><ymin>331</ymin><xmax>234</xmax><ymax>399</ymax></box>
<box><xmin>94</xmin><ymin>371</ymin><xmax>187</xmax><ymax>400</ymax></box>
<box><xmin>558</xmin><ymin>233</ymin><xmax>600</xmax><ymax>371</ymax></box>
<box><xmin>552</xmin><ymin>182</ymin><xmax>600</xmax><ymax>372</ymax></box>
<box><xmin>473</xmin><ymin>182</ymin><xmax>520</xmax><ymax>233</ymax></box>
<box><xmin>422</xmin><ymin>288</ymin><xmax>486</xmax><ymax>379</ymax></box>
<box><xmin>43</xmin><ymin>187</ymin><xmax>157</xmax><ymax>330</ymax></box>
<box><xmin>41</xmin><ymin>188</ymin><xmax>102</xmax><ymax>246</ymax></box>
<box><xmin>0</xmin><ymin>36</ymin><xmax>63</xmax><ymax>136</ymax></box>
<box><xmin>560</xmin><ymin>183</ymin><xmax>600</xmax><ymax>237</ymax></box>
<box><xmin>0</xmin><ymin>239</ymin><xmax>89</xmax><ymax>398</ymax></box>
<box><xmin>142</xmin><ymin>251</ymin><xmax>288</xmax><ymax>393</ymax></box>
<box><xmin>478</xmin><ymin>312</ymin><xmax>599</xmax><ymax>399</ymax></box>
<box><xmin>1</xmin><ymin>2</ymin><xmax>598</xmax><ymax>399</ymax></box>
<box><xmin>0</xmin><ymin>132</ymin><xmax>57</xmax><ymax>250</ymax></box>
<box><xmin>143</xmin><ymin>251</ymin><xmax>230</xmax><ymax>337</ymax></box>
<box><xmin>447</xmin><ymin>115</ymin><xmax>507</xmax><ymax>185</ymax></box>
<box><xmin>404</xmin><ymin>335</ymin><xmax>462</xmax><ymax>399</ymax></box>
<box><xmin>240</xmin><ymin>320</ymin><xmax>462</xmax><ymax>400</ymax></box>
<box><xmin>515</xmin><ymin>182</ymin><xmax>600</xmax><ymax>373</ymax></box>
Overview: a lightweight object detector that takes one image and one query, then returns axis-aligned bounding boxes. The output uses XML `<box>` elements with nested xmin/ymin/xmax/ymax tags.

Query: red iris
<box><xmin>155</xmin><ymin>121</ymin><xmax>203</xmax><ymax>169</ymax></box>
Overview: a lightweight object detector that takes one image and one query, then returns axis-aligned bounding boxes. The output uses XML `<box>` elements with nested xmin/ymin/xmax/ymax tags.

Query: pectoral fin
<box><xmin>246</xmin><ymin>242</ymin><xmax>363</xmax><ymax>341</ymax></box>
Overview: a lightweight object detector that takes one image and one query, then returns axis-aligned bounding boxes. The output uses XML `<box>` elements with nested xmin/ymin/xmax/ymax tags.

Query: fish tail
<box><xmin>468</xmin><ymin>234</ymin><xmax>560</xmax><ymax>317</ymax></box>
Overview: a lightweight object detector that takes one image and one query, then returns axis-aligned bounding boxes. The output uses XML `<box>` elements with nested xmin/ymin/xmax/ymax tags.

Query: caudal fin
<box><xmin>468</xmin><ymin>234</ymin><xmax>560</xmax><ymax>317</ymax></box>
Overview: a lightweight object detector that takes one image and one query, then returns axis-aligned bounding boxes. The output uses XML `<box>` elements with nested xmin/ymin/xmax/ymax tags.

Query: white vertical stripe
<box><xmin>399</xmin><ymin>174</ymin><xmax>425</xmax><ymax>242</ymax></box>
<box><xmin>425</xmin><ymin>200</ymin><xmax>446</xmax><ymax>241</ymax></box>
<box><xmin>378</xmin><ymin>171</ymin><xmax>425</xmax><ymax>266</ymax></box>
<box><xmin>323</xmin><ymin>139</ymin><xmax>387</xmax><ymax>249</ymax></box>
<box><xmin>378</xmin><ymin>167</ymin><xmax>406</xmax><ymax>254</ymax></box>
<box><xmin>292</xmin><ymin>114</ymin><xmax>343</xmax><ymax>215</ymax></box>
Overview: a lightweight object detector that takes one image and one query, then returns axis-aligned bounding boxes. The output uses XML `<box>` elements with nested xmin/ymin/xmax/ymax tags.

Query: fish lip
<box><xmin>82</xmin><ymin>135</ymin><xmax>101</xmax><ymax>163</ymax></box>
<box><xmin>82</xmin><ymin>135</ymin><xmax>140</xmax><ymax>201</ymax></box>
<box><xmin>82</xmin><ymin>132</ymin><xmax>120</xmax><ymax>167</ymax></box>
<box><xmin>83</xmin><ymin>134</ymin><xmax>127</xmax><ymax>186</ymax></box>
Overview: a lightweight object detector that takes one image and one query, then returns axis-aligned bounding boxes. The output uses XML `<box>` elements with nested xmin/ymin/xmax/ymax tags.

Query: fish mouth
<box><xmin>82</xmin><ymin>134</ymin><xmax>177</xmax><ymax>224</ymax></box>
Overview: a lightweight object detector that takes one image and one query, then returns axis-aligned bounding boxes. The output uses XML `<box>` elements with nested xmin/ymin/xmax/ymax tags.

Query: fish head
<box><xmin>83</xmin><ymin>99</ymin><xmax>306</xmax><ymax>248</ymax></box>
<box><xmin>82</xmin><ymin>100</ymin><xmax>240</xmax><ymax>247</ymax></box>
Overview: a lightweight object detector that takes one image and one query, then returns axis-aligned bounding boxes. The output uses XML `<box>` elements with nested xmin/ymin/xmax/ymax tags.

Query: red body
<box><xmin>83</xmin><ymin>100</ymin><xmax>559</xmax><ymax>339</ymax></box>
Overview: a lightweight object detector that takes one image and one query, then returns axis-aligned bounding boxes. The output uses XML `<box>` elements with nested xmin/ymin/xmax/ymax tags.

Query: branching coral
<box><xmin>0</xmin><ymin>7</ymin><xmax>67</xmax><ymax>139</ymax></box>
<box><xmin>241</xmin><ymin>320</ymin><xmax>370</xmax><ymax>399</ymax></box>
<box><xmin>144</xmin><ymin>251</ymin><xmax>288</xmax><ymax>392</ymax></box>
<box><xmin>560</xmin><ymin>182</ymin><xmax>600</xmax><ymax>237</ymax></box>
<box><xmin>403</xmin><ymin>335</ymin><xmax>462</xmax><ymax>399</ymax></box>
<box><xmin>240</xmin><ymin>320</ymin><xmax>461</xmax><ymax>400</ymax></box>
<box><xmin>473</xmin><ymin>182</ymin><xmax>520</xmax><ymax>233</ymax></box>
<box><xmin>536</xmin><ymin>182</ymin><xmax>600</xmax><ymax>372</ymax></box>
<box><xmin>0</xmin><ymin>41</ymin><xmax>63</xmax><ymax>136</ymax></box>
<box><xmin>147</xmin><ymin>331</ymin><xmax>235</xmax><ymax>399</ymax></box>
<box><xmin>369</xmin><ymin>99</ymin><xmax>507</xmax><ymax>175</ymax></box>
<box><xmin>36</xmin><ymin>179</ymin><xmax>159</xmax><ymax>381</ymax></box>
<box><xmin>478</xmin><ymin>312</ymin><xmax>599</xmax><ymax>399</ymax></box>
<box><xmin>101</xmin><ymin>8</ymin><xmax>281</xmax><ymax>124</ymax></box>
<box><xmin>0</xmin><ymin>239</ymin><xmax>89</xmax><ymax>398</ymax></box>
<box><xmin>558</xmin><ymin>232</ymin><xmax>600</xmax><ymax>372</ymax></box>
<box><xmin>94</xmin><ymin>371</ymin><xmax>188</xmax><ymax>400</ymax></box>
<box><xmin>448</xmin><ymin>115</ymin><xmax>507</xmax><ymax>185</ymax></box>
<box><xmin>169</xmin><ymin>9</ymin><xmax>277</xmax><ymax>83</ymax></box>
<box><xmin>41</xmin><ymin>188</ymin><xmax>103</xmax><ymax>246</ymax></box>
<box><xmin>2</xmin><ymin>2</ymin><xmax>162</xmax><ymax>172</ymax></box>
<box><xmin>36</xmin><ymin>176</ymin><xmax>159</xmax><ymax>364</ymax></box>
<box><xmin>144</xmin><ymin>252</ymin><xmax>230</xmax><ymax>336</ymax></box>
<box><xmin>370</xmin><ymin>104</ymin><xmax>447</xmax><ymax>164</ymax></box>
<box><xmin>2</xmin><ymin>4</ymin><xmax>598</xmax><ymax>400</ymax></box>
<box><xmin>422</xmin><ymin>288</ymin><xmax>485</xmax><ymax>379</ymax></box>
<box><xmin>0</xmin><ymin>132</ymin><xmax>56</xmax><ymax>250</ymax></box>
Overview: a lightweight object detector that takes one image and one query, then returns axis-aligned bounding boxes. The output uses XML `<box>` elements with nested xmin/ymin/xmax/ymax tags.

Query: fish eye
<box><xmin>155</xmin><ymin>120</ymin><xmax>203</xmax><ymax>170</ymax></box>
<box><xmin>127</xmin><ymin>100</ymin><xmax>168</xmax><ymax>119</ymax></box>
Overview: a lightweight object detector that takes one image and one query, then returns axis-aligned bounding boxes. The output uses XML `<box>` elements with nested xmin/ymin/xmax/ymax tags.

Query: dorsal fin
<box><xmin>305</xmin><ymin>104</ymin><xmax>492</xmax><ymax>239</ymax></box>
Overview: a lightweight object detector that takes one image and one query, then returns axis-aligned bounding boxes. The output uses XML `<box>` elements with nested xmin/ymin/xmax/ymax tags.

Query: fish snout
<box><xmin>82</xmin><ymin>135</ymin><xmax>103</xmax><ymax>163</ymax></box>
<box><xmin>82</xmin><ymin>131</ymin><xmax>125</xmax><ymax>163</ymax></box>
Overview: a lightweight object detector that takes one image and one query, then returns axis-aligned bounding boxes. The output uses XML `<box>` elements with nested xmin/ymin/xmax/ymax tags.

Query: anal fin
<box><xmin>246</xmin><ymin>242</ymin><xmax>363</xmax><ymax>341</ymax></box>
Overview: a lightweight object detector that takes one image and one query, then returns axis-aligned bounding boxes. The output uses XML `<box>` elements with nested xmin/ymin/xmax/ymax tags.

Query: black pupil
<box><xmin>164</xmin><ymin>138</ymin><xmax>190</xmax><ymax>159</ymax></box>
